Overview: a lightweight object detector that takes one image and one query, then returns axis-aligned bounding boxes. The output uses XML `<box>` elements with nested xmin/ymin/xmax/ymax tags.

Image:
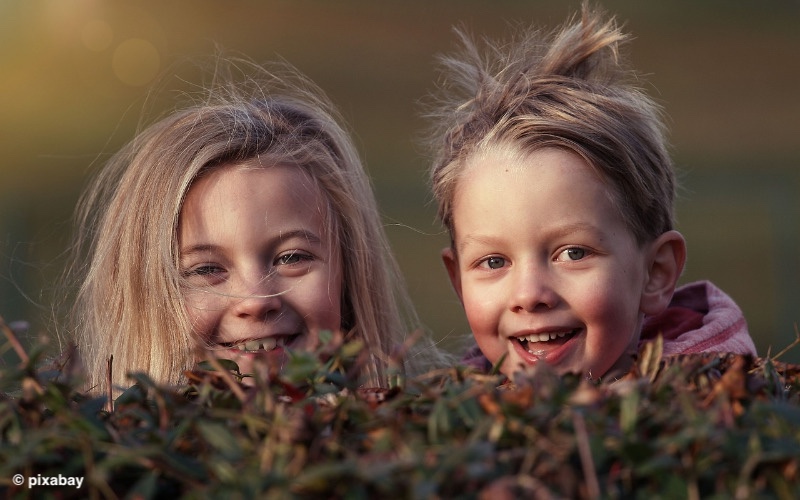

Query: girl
<box><xmin>65</xmin><ymin>59</ymin><xmax>441</xmax><ymax>394</ymax></box>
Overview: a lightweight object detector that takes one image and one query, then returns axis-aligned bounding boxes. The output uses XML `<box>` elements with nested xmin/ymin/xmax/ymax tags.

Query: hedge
<box><xmin>2</xmin><ymin>320</ymin><xmax>799</xmax><ymax>499</ymax></box>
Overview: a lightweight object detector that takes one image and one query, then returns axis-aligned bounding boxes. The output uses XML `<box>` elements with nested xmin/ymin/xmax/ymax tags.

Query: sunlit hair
<box><xmin>427</xmin><ymin>4</ymin><xmax>675</xmax><ymax>245</ymax></box>
<box><xmin>65</xmin><ymin>58</ymin><xmax>439</xmax><ymax>394</ymax></box>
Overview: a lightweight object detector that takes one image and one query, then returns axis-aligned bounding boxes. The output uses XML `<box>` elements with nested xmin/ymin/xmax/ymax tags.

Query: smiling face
<box><xmin>443</xmin><ymin>146</ymin><xmax>656</xmax><ymax>379</ymax></box>
<box><xmin>178</xmin><ymin>161</ymin><xmax>342</xmax><ymax>376</ymax></box>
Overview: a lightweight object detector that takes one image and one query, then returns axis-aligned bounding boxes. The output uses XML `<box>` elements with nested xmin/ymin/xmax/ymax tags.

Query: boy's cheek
<box><xmin>463</xmin><ymin>296</ymin><xmax>506</xmax><ymax>362</ymax></box>
<box><xmin>441</xmin><ymin>247</ymin><xmax>463</xmax><ymax>302</ymax></box>
<box><xmin>473</xmin><ymin>333</ymin><xmax>508</xmax><ymax>370</ymax></box>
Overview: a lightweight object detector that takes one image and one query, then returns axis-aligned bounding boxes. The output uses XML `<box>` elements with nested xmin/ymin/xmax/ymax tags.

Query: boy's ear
<box><xmin>441</xmin><ymin>247</ymin><xmax>464</xmax><ymax>304</ymax></box>
<box><xmin>640</xmin><ymin>230</ymin><xmax>687</xmax><ymax>316</ymax></box>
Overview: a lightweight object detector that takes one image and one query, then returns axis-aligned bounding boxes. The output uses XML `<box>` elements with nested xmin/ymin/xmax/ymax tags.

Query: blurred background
<box><xmin>1</xmin><ymin>1</ymin><xmax>799</xmax><ymax>364</ymax></box>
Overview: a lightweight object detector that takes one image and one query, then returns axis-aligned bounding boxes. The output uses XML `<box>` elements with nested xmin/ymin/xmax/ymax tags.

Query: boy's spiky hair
<box><xmin>428</xmin><ymin>4</ymin><xmax>674</xmax><ymax>245</ymax></box>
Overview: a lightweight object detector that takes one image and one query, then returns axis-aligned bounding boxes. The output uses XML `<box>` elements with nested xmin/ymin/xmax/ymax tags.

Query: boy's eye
<box><xmin>480</xmin><ymin>256</ymin><xmax>507</xmax><ymax>270</ymax></box>
<box><xmin>556</xmin><ymin>247</ymin><xmax>588</xmax><ymax>262</ymax></box>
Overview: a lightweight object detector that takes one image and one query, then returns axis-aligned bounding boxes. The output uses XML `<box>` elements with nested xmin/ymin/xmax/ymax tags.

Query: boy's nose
<box><xmin>510</xmin><ymin>264</ymin><xmax>558</xmax><ymax>313</ymax></box>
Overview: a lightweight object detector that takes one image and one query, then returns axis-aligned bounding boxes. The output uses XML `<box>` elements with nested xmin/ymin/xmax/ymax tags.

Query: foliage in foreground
<box><xmin>1</xmin><ymin>319</ymin><xmax>800</xmax><ymax>499</ymax></box>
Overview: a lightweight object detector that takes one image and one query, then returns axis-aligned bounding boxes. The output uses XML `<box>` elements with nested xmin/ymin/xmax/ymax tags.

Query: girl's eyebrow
<box><xmin>179</xmin><ymin>243</ymin><xmax>220</xmax><ymax>258</ymax></box>
<box><xmin>276</xmin><ymin>228</ymin><xmax>322</xmax><ymax>245</ymax></box>
<box><xmin>180</xmin><ymin>229</ymin><xmax>323</xmax><ymax>257</ymax></box>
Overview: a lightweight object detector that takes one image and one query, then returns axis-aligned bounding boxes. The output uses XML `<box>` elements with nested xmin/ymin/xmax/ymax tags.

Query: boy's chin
<box><xmin>501</xmin><ymin>353</ymin><xmax>636</xmax><ymax>382</ymax></box>
<box><xmin>599</xmin><ymin>353</ymin><xmax>637</xmax><ymax>381</ymax></box>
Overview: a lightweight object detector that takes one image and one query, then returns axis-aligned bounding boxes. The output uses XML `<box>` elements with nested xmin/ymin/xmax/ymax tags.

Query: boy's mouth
<box><xmin>514</xmin><ymin>328</ymin><xmax>578</xmax><ymax>354</ymax></box>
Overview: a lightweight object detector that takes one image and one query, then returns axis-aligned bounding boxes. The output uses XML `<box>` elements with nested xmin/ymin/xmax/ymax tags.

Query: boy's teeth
<box><xmin>519</xmin><ymin>331</ymin><xmax>571</xmax><ymax>343</ymax></box>
<box><xmin>237</xmin><ymin>337</ymin><xmax>279</xmax><ymax>352</ymax></box>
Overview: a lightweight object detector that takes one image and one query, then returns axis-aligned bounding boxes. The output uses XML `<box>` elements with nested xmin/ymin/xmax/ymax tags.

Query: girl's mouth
<box><xmin>219</xmin><ymin>334</ymin><xmax>299</xmax><ymax>353</ymax></box>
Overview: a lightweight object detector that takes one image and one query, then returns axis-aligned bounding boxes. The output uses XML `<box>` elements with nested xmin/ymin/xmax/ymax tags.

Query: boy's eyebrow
<box><xmin>544</xmin><ymin>222</ymin><xmax>606</xmax><ymax>240</ymax></box>
<box><xmin>457</xmin><ymin>222</ymin><xmax>605</xmax><ymax>253</ymax></box>
<box><xmin>457</xmin><ymin>234</ymin><xmax>499</xmax><ymax>254</ymax></box>
<box><xmin>180</xmin><ymin>229</ymin><xmax>323</xmax><ymax>257</ymax></box>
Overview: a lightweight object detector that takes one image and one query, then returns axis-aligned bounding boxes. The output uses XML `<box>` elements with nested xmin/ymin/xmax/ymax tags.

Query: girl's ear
<box><xmin>640</xmin><ymin>230</ymin><xmax>687</xmax><ymax>316</ymax></box>
<box><xmin>441</xmin><ymin>247</ymin><xmax>464</xmax><ymax>304</ymax></box>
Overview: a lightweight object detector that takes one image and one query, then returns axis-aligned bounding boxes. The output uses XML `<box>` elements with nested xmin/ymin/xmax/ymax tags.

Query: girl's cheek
<box><xmin>183</xmin><ymin>297</ymin><xmax>219</xmax><ymax>343</ymax></box>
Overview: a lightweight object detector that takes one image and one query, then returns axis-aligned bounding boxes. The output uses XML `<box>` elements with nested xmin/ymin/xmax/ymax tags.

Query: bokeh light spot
<box><xmin>81</xmin><ymin>19</ymin><xmax>113</xmax><ymax>52</ymax></box>
<box><xmin>112</xmin><ymin>38</ymin><xmax>160</xmax><ymax>86</ymax></box>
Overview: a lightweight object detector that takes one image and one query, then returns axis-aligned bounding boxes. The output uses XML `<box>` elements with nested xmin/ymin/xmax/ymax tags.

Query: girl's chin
<box><xmin>223</xmin><ymin>347</ymin><xmax>289</xmax><ymax>382</ymax></box>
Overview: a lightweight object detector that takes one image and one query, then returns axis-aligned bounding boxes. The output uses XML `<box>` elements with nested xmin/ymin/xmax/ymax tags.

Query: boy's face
<box><xmin>443</xmin><ymin>147</ymin><xmax>654</xmax><ymax>379</ymax></box>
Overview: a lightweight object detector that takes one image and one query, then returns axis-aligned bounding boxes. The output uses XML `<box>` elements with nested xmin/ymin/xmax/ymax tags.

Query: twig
<box><xmin>490</xmin><ymin>352</ymin><xmax>508</xmax><ymax>375</ymax></box>
<box><xmin>0</xmin><ymin>314</ymin><xmax>29</xmax><ymax>364</ymax></box>
<box><xmin>204</xmin><ymin>353</ymin><xmax>248</xmax><ymax>403</ymax></box>
<box><xmin>769</xmin><ymin>323</ymin><xmax>800</xmax><ymax>362</ymax></box>
<box><xmin>573</xmin><ymin>411</ymin><xmax>600</xmax><ymax>500</ymax></box>
<box><xmin>387</xmin><ymin>329</ymin><xmax>425</xmax><ymax>388</ymax></box>
<box><xmin>106</xmin><ymin>355</ymin><xmax>114</xmax><ymax>413</ymax></box>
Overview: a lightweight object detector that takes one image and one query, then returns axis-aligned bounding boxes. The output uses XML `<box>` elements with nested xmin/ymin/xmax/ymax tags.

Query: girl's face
<box><xmin>442</xmin><ymin>147</ymin><xmax>654</xmax><ymax>380</ymax></box>
<box><xmin>178</xmin><ymin>161</ymin><xmax>343</xmax><ymax>376</ymax></box>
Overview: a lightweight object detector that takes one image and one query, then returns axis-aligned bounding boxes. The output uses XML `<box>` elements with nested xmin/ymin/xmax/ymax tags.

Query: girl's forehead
<box><xmin>179</xmin><ymin>161</ymin><xmax>338</xmax><ymax>248</ymax></box>
<box><xmin>193</xmin><ymin>160</ymin><xmax>319</xmax><ymax>197</ymax></box>
<box><xmin>181</xmin><ymin>161</ymin><xmax>333</xmax><ymax>227</ymax></box>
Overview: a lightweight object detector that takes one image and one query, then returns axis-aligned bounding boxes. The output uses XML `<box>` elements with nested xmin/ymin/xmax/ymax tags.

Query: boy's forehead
<box><xmin>464</xmin><ymin>144</ymin><xmax>604</xmax><ymax>183</ymax></box>
<box><xmin>453</xmin><ymin>146</ymin><xmax>639</xmax><ymax>243</ymax></box>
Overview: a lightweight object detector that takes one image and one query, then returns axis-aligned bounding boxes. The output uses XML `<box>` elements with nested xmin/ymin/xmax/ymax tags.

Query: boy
<box><xmin>426</xmin><ymin>6</ymin><xmax>757</xmax><ymax>379</ymax></box>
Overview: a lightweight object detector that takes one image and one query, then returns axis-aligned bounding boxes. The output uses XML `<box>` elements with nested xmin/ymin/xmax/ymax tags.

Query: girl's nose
<box><xmin>510</xmin><ymin>264</ymin><xmax>559</xmax><ymax>313</ymax></box>
<box><xmin>230</xmin><ymin>275</ymin><xmax>282</xmax><ymax>321</ymax></box>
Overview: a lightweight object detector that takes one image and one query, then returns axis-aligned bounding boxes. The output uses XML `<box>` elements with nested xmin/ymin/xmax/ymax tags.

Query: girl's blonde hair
<box><xmin>66</xmin><ymin>58</ymin><xmax>434</xmax><ymax>393</ymax></box>
<box><xmin>428</xmin><ymin>4</ymin><xmax>675</xmax><ymax>245</ymax></box>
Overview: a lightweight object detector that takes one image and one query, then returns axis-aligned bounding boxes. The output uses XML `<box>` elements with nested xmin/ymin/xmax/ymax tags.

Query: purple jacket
<box><xmin>640</xmin><ymin>280</ymin><xmax>756</xmax><ymax>356</ymax></box>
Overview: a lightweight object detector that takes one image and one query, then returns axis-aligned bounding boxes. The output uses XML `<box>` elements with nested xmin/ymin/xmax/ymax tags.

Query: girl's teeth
<box><xmin>237</xmin><ymin>337</ymin><xmax>279</xmax><ymax>352</ymax></box>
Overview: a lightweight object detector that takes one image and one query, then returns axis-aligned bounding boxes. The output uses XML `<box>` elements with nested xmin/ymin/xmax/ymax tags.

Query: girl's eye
<box><xmin>480</xmin><ymin>256</ymin><xmax>507</xmax><ymax>270</ymax></box>
<box><xmin>185</xmin><ymin>264</ymin><xmax>225</xmax><ymax>276</ymax></box>
<box><xmin>556</xmin><ymin>247</ymin><xmax>588</xmax><ymax>262</ymax></box>
<box><xmin>276</xmin><ymin>251</ymin><xmax>313</xmax><ymax>266</ymax></box>
<box><xmin>181</xmin><ymin>263</ymin><xmax>227</xmax><ymax>286</ymax></box>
